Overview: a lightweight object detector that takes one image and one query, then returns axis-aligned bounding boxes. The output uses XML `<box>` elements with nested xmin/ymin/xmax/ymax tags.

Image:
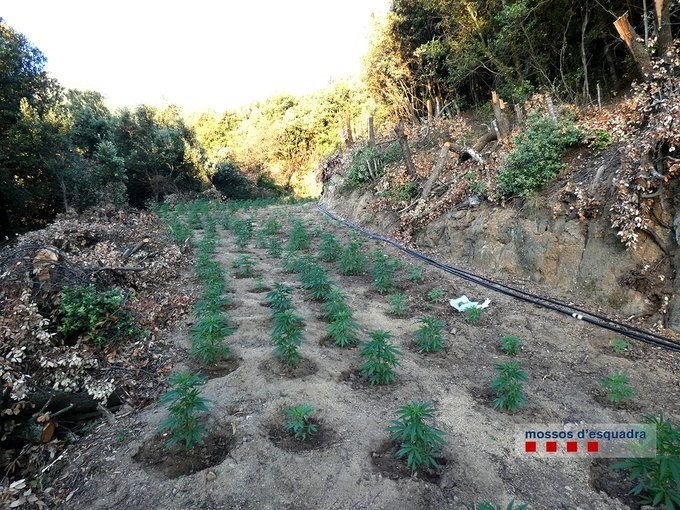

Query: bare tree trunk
<box><xmin>345</xmin><ymin>112</ymin><xmax>354</xmax><ymax>146</ymax></box>
<box><xmin>426</xmin><ymin>99</ymin><xmax>434</xmax><ymax>122</ymax></box>
<box><xmin>514</xmin><ymin>104</ymin><xmax>524</xmax><ymax>124</ymax></box>
<box><xmin>491</xmin><ymin>91</ymin><xmax>510</xmax><ymax>138</ymax></box>
<box><xmin>643</xmin><ymin>0</ymin><xmax>649</xmax><ymax>46</ymax></box>
<box><xmin>421</xmin><ymin>143</ymin><xmax>450</xmax><ymax>200</ymax></box>
<box><xmin>394</xmin><ymin>121</ymin><xmax>417</xmax><ymax>177</ymax></box>
<box><xmin>614</xmin><ymin>13</ymin><xmax>652</xmax><ymax>77</ymax></box>
<box><xmin>604</xmin><ymin>39</ymin><xmax>621</xmax><ymax>89</ymax></box>
<box><xmin>654</xmin><ymin>0</ymin><xmax>672</xmax><ymax>56</ymax></box>
<box><xmin>368</xmin><ymin>116</ymin><xmax>375</xmax><ymax>148</ymax></box>
<box><xmin>581</xmin><ymin>4</ymin><xmax>591</xmax><ymax>104</ymax></box>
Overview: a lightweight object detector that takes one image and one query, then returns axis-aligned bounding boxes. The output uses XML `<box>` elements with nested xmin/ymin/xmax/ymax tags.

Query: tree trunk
<box><xmin>654</xmin><ymin>0</ymin><xmax>672</xmax><ymax>56</ymax></box>
<box><xmin>491</xmin><ymin>91</ymin><xmax>510</xmax><ymax>138</ymax></box>
<box><xmin>394</xmin><ymin>121</ymin><xmax>417</xmax><ymax>177</ymax></box>
<box><xmin>345</xmin><ymin>112</ymin><xmax>354</xmax><ymax>146</ymax></box>
<box><xmin>368</xmin><ymin>116</ymin><xmax>375</xmax><ymax>147</ymax></box>
<box><xmin>421</xmin><ymin>143</ymin><xmax>450</xmax><ymax>200</ymax></box>
<box><xmin>614</xmin><ymin>13</ymin><xmax>652</xmax><ymax>77</ymax></box>
<box><xmin>426</xmin><ymin>99</ymin><xmax>434</xmax><ymax>122</ymax></box>
<box><xmin>581</xmin><ymin>4</ymin><xmax>591</xmax><ymax>104</ymax></box>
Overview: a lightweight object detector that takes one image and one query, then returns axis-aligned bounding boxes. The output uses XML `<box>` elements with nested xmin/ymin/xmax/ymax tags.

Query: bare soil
<box><xmin>56</xmin><ymin>203</ymin><xmax>680</xmax><ymax>510</ymax></box>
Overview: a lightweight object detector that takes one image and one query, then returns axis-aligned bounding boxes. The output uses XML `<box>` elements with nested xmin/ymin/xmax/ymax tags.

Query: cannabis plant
<box><xmin>613</xmin><ymin>412</ymin><xmax>680</xmax><ymax>509</ymax></box>
<box><xmin>232</xmin><ymin>254</ymin><xmax>255</xmax><ymax>277</ymax></box>
<box><xmin>599</xmin><ymin>373</ymin><xmax>635</xmax><ymax>404</ymax></box>
<box><xmin>499</xmin><ymin>336</ymin><xmax>522</xmax><ymax>356</ymax></box>
<box><xmin>326</xmin><ymin>310</ymin><xmax>360</xmax><ymax>347</ymax></box>
<box><xmin>372</xmin><ymin>248</ymin><xmax>400</xmax><ymax>294</ymax></box>
<box><xmin>415</xmin><ymin>316</ymin><xmax>444</xmax><ymax>352</ymax></box>
<box><xmin>299</xmin><ymin>264</ymin><xmax>333</xmax><ymax>301</ymax></box>
<box><xmin>283</xmin><ymin>404</ymin><xmax>318</xmax><ymax>440</ymax></box>
<box><xmin>466</xmin><ymin>306</ymin><xmax>483</xmax><ymax>325</ymax></box>
<box><xmin>388</xmin><ymin>293</ymin><xmax>407</xmax><ymax>317</ymax></box>
<box><xmin>262</xmin><ymin>217</ymin><xmax>280</xmax><ymax>235</ymax></box>
<box><xmin>337</xmin><ymin>241</ymin><xmax>366</xmax><ymax>276</ymax></box>
<box><xmin>189</xmin><ymin>312</ymin><xmax>233</xmax><ymax>364</ymax></box>
<box><xmin>490</xmin><ymin>362</ymin><xmax>527</xmax><ymax>412</ymax></box>
<box><xmin>287</xmin><ymin>220</ymin><xmax>310</xmax><ymax>251</ymax></box>
<box><xmin>409</xmin><ymin>265</ymin><xmax>424</xmax><ymax>284</ymax></box>
<box><xmin>254</xmin><ymin>276</ymin><xmax>267</xmax><ymax>292</ymax></box>
<box><xmin>265</xmin><ymin>283</ymin><xmax>293</xmax><ymax>314</ymax></box>
<box><xmin>611</xmin><ymin>338</ymin><xmax>628</xmax><ymax>354</ymax></box>
<box><xmin>427</xmin><ymin>288</ymin><xmax>444</xmax><ymax>303</ymax></box>
<box><xmin>158</xmin><ymin>371</ymin><xmax>210</xmax><ymax>449</ymax></box>
<box><xmin>318</xmin><ymin>233</ymin><xmax>341</xmax><ymax>262</ymax></box>
<box><xmin>234</xmin><ymin>218</ymin><xmax>253</xmax><ymax>248</ymax></box>
<box><xmin>267</xmin><ymin>237</ymin><xmax>282</xmax><ymax>258</ymax></box>
<box><xmin>322</xmin><ymin>289</ymin><xmax>351</xmax><ymax>321</ymax></box>
<box><xmin>254</xmin><ymin>229</ymin><xmax>268</xmax><ymax>248</ymax></box>
<box><xmin>387</xmin><ymin>401</ymin><xmax>446</xmax><ymax>472</ymax></box>
<box><xmin>169</xmin><ymin>215</ymin><xmax>192</xmax><ymax>245</ymax></box>
<box><xmin>272</xmin><ymin>309</ymin><xmax>304</xmax><ymax>364</ymax></box>
<box><xmin>359</xmin><ymin>330</ymin><xmax>401</xmax><ymax>385</ymax></box>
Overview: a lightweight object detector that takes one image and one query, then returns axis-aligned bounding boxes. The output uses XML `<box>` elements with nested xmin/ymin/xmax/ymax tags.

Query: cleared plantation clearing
<box><xmin>60</xmin><ymin>202</ymin><xmax>680</xmax><ymax>510</ymax></box>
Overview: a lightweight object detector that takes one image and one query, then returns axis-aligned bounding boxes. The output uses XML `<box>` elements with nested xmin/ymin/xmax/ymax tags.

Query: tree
<box><xmin>93</xmin><ymin>140</ymin><xmax>127</xmax><ymax>206</ymax></box>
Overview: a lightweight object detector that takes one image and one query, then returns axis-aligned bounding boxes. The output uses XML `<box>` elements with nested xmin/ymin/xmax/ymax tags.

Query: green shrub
<box><xmin>491</xmin><ymin>362</ymin><xmax>527</xmax><ymax>412</ymax></box>
<box><xmin>611</xmin><ymin>338</ymin><xmax>628</xmax><ymax>354</ymax></box>
<box><xmin>466</xmin><ymin>307</ymin><xmax>483</xmax><ymax>325</ymax></box>
<box><xmin>387</xmin><ymin>401</ymin><xmax>446</xmax><ymax>472</ymax></box>
<box><xmin>337</xmin><ymin>241</ymin><xmax>366</xmax><ymax>276</ymax></box>
<box><xmin>265</xmin><ymin>283</ymin><xmax>293</xmax><ymax>314</ymax></box>
<box><xmin>500</xmin><ymin>335</ymin><xmax>522</xmax><ymax>356</ymax></box>
<box><xmin>345</xmin><ymin>142</ymin><xmax>402</xmax><ymax>188</ymax></box>
<box><xmin>415</xmin><ymin>316</ymin><xmax>444</xmax><ymax>352</ymax></box>
<box><xmin>613</xmin><ymin>412</ymin><xmax>680</xmax><ymax>509</ymax></box>
<box><xmin>267</xmin><ymin>237</ymin><xmax>282</xmax><ymax>258</ymax></box>
<box><xmin>326</xmin><ymin>310</ymin><xmax>360</xmax><ymax>347</ymax></box>
<box><xmin>158</xmin><ymin>371</ymin><xmax>210</xmax><ymax>449</ymax></box>
<box><xmin>497</xmin><ymin>113</ymin><xmax>582</xmax><ymax>197</ymax></box>
<box><xmin>189</xmin><ymin>312</ymin><xmax>233</xmax><ymax>364</ymax></box>
<box><xmin>232</xmin><ymin>254</ymin><xmax>255</xmax><ymax>277</ymax></box>
<box><xmin>318</xmin><ymin>233</ymin><xmax>341</xmax><ymax>262</ymax></box>
<box><xmin>287</xmin><ymin>220</ymin><xmax>310</xmax><ymax>251</ymax></box>
<box><xmin>359</xmin><ymin>330</ymin><xmax>401</xmax><ymax>385</ymax></box>
<box><xmin>212</xmin><ymin>161</ymin><xmax>253</xmax><ymax>199</ymax></box>
<box><xmin>272</xmin><ymin>309</ymin><xmax>304</xmax><ymax>364</ymax></box>
<box><xmin>427</xmin><ymin>288</ymin><xmax>444</xmax><ymax>303</ymax></box>
<box><xmin>372</xmin><ymin>248</ymin><xmax>400</xmax><ymax>294</ymax></box>
<box><xmin>589</xmin><ymin>128</ymin><xmax>613</xmax><ymax>150</ymax></box>
<box><xmin>388</xmin><ymin>293</ymin><xmax>407</xmax><ymax>317</ymax></box>
<box><xmin>599</xmin><ymin>373</ymin><xmax>635</xmax><ymax>404</ymax></box>
<box><xmin>58</xmin><ymin>284</ymin><xmax>141</xmax><ymax>345</ymax></box>
<box><xmin>408</xmin><ymin>265</ymin><xmax>423</xmax><ymax>284</ymax></box>
<box><xmin>283</xmin><ymin>404</ymin><xmax>317</xmax><ymax>440</ymax></box>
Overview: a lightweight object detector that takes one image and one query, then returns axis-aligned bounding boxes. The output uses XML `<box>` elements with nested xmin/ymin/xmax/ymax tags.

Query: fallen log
<box><xmin>421</xmin><ymin>143</ymin><xmax>451</xmax><ymax>200</ymax></box>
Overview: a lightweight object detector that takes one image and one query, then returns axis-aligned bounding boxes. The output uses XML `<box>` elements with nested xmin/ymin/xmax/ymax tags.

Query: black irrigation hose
<box><xmin>316</xmin><ymin>204</ymin><xmax>680</xmax><ymax>353</ymax></box>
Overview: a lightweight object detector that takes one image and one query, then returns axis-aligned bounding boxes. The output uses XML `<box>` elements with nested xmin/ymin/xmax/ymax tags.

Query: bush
<box><xmin>497</xmin><ymin>113</ymin><xmax>582</xmax><ymax>197</ymax></box>
<box><xmin>158</xmin><ymin>371</ymin><xmax>210</xmax><ymax>449</ymax></box>
<box><xmin>491</xmin><ymin>362</ymin><xmax>527</xmax><ymax>412</ymax></box>
<box><xmin>345</xmin><ymin>142</ymin><xmax>402</xmax><ymax>188</ymax></box>
<box><xmin>272</xmin><ymin>309</ymin><xmax>304</xmax><ymax>364</ymax></box>
<box><xmin>388</xmin><ymin>293</ymin><xmax>407</xmax><ymax>317</ymax></box>
<box><xmin>212</xmin><ymin>161</ymin><xmax>253</xmax><ymax>199</ymax></box>
<box><xmin>415</xmin><ymin>316</ymin><xmax>444</xmax><ymax>352</ymax></box>
<box><xmin>318</xmin><ymin>233</ymin><xmax>341</xmax><ymax>262</ymax></box>
<box><xmin>499</xmin><ymin>335</ymin><xmax>522</xmax><ymax>356</ymax></box>
<box><xmin>337</xmin><ymin>241</ymin><xmax>366</xmax><ymax>276</ymax></box>
<box><xmin>387</xmin><ymin>401</ymin><xmax>446</xmax><ymax>472</ymax></box>
<box><xmin>613</xmin><ymin>412</ymin><xmax>680</xmax><ymax>508</ymax></box>
<box><xmin>284</xmin><ymin>404</ymin><xmax>317</xmax><ymax>440</ymax></box>
<box><xmin>599</xmin><ymin>373</ymin><xmax>635</xmax><ymax>404</ymax></box>
<box><xmin>359</xmin><ymin>330</ymin><xmax>401</xmax><ymax>385</ymax></box>
<box><xmin>326</xmin><ymin>310</ymin><xmax>361</xmax><ymax>347</ymax></box>
<box><xmin>58</xmin><ymin>284</ymin><xmax>141</xmax><ymax>345</ymax></box>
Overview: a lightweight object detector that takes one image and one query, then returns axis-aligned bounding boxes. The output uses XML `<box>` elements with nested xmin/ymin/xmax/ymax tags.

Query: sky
<box><xmin>2</xmin><ymin>0</ymin><xmax>390</xmax><ymax>112</ymax></box>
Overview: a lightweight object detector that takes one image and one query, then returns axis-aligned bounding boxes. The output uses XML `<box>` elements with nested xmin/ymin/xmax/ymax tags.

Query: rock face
<box><xmin>321</xmin><ymin>182</ymin><xmax>674</xmax><ymax>329</ymax></box>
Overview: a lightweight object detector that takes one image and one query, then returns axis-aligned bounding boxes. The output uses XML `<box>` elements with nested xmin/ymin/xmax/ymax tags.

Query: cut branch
<box><xmin>421</xmin><ymin>143</ymin><xmax>450</xmax><ymax>200</ymax></box>
<box><xmin>614</xmin><ymin>13</ymin><xmax>652</xmax><ymax>77</ymax></box>
<box><xmin>394</xmin><ymin>121</ymin><xmax>417</xmax><ymax>177</ymax></box>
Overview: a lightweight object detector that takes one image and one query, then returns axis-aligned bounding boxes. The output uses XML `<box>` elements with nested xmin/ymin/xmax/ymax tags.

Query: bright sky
<box><xmin>2</xmin><ymin>0</ymin><xmax>390</xmax><ymax>112</ymax></box>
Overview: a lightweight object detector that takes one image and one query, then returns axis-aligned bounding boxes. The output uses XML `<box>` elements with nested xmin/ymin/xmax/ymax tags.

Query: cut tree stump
<box><xmin>614</xmin><ymin>13</ymin><xmax>652</xmax><ymax>77</ymax></box>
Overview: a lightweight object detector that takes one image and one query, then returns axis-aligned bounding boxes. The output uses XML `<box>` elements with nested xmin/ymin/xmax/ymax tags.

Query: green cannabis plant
<box><xmin>388</xmin><ymin>293</ymin><xmax>407</xmax><ymax>317</ymax></box>
<box><xmin>287</xmin><ymin>219</ymin><xmax>310</xmax><ymax>251</ymax></box>
<box><xmin>189</xmin><ymin>312</ymin><xmax>233</xmax><ymax>364</ymax></box>
<box><xmin>158</xmin><ymin>371</ymin><xmax>210</xmax><ymax>449</ymax></box>
<box><xmin>427</xmin><ymin>288</ymin><xmax>444</xmax><ymax>303</ymax></box>
<box><xmin>408</xmin><ymin>265</ymin><xmax>424</xmax><ymax>284</ymax></box>
<box><xmin>232</xmin><ymin>254</ymin><xmax>255</xmax><ymax>277</ymax></box>
<box><xmin>265</xmin><ymin>283</ymin><xmax>293</xmax><ymax>314</ymax></box>
<box><xmin>415</xmin><ymin>316</ymin><xmax>444</xmax><ymax>352</ymax></box>
<box><xmin>272</xmin><ymin>309</ymin><xmax>304</xmax><ymax>364</ymax></box>
<box><xmin>372</xmin><ymin>248</ymin><xmax>400</xmax><ymax>294</ymax></box>
<box><xmin>326</xmin><ymin>310</ymin><xmax>361</xmax><ymax>347</ymax></box>
<box><xmin>359</xmin><ymin>330</ymin><xmax>401</xmax><ymax>385</ymax></box>
<box><xmin>611</xmin><ymin>338</ymin><xmax>628</xmax><ymax>354</ymax></box>
<box><xmin>283</xmin><ymin>404</ymin><xmax>318</xmax><ymax>440</ymax></box>
<box><xmin>499</xmin><ymin>336</ymin><xmax>522</xmax><ymax>356</ymax></box>
<box><xmin>337</xmin><ymin>241</ymin><xmax>366</xmax><ymax>276</ymax></box>
<box><xmin>387</xmin><ymin>401</ymin><xmax>446</xmax><ymax>472</ymax></box>
<box><xmin>318</xmin><ymin>233</ymin><xmax>341</xmax><ymax>262</ymax></box>
<box><xmin>490</xmin><ymin>362</ymin><xmax>527</xmax><ymax>412</ymax></box>
<box><xmin>599</xmin><ymin>373</ymin><xmax>635</xmax><ymax>404</ymax></box>
<box><xmin>465</xmin><ymin>306</ymin><xmax>483</xmax><ymax>325</ymax></box>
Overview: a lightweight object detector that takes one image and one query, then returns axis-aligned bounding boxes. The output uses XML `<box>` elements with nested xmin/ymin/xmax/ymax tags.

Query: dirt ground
<box><xmin>55</xmin><ymin>203</ymin><xmax>679</xmax><ymax>510</ymax></box>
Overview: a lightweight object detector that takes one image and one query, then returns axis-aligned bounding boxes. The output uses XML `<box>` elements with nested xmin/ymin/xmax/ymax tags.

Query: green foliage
<box><xmin>287</xmin><ymin>219</ymin><xmax>310</xmax><ymax>251</ymax></box>
<box><xmin>58</xmin><ymin>284</ymin><xmax>140</xmax><ymax>345</ymax></box>
<box><xmin>345</xmin><ymin>142</ymin><xmax>402</xmax><ymax>188</ymax></box>
<box><xmin>232</xmin><ymin>254</ymin><xmax>255</xmax><ymax>277</ymax></box>
<box><xmin>299</xmin><ymin>264</ymin><xmax>333</xmax><ymax>301</ymax></box>
<box><xmin>465</xmin><ymin>307</ymin><xmax>483</xmax><ymax>325</ymax></box>
<box><xmin>326</xmin><ymin>310</ymin><xmax>361</xmax><ymax>348</ymax></box>
<box><xmin>189</xmin><ymin>312</ymin><xmax>233</xmax><ymax>364</ymax></box>
<box><xmin>254</xmin><ymin>229</ymin><xmax>268</xmax><ymax>248</ymax></box>
<box><xmin>395</xmin><ymin>182</ymin><xmax>417</xmax><ymax>201</ymax></box>
<box><xmin>388</xmin><ymin>293</ymin><xmax>407</xmax><ymax>317</ymax></box>
<box><xmin>254</xmin><ymin>276</ymin><xmax>267</xmax><ymax>292</ymax></box>
<box><xmin>387</xmin><ymin>401</ymin><xmax>446</xmax><ymax>472</ymax></box>
<box><xmin>92</xmin><ymin>140</ymin><xmax>127</xmax><ymax>206</ymax></box>
<box><xmin>322</xmin><ymin>289</ymin><xmax>352</xmax><ymax>321</ymax></box>
<box><xmin>267</xmin><ymin>237</ymin><xmax>282</xmax><ymax>258</ymax></box>
<box><xmin>611</xmin><ymin>338</ymin><xmax>628</xmax><ymax>354</ymax></box>
<box><xmin>427</xmin><ymin>288</ymin><xmax>444</xmax><ymax>303</ymax></box>
<box><xmin>491</xmin><ymin>362</ymin><xmax>527</xmax><ymax>412</ymax></box>
<box><xmin>212</xmin><ymin>161</ymin><xmax>253</xmax><ymax>199</ymax></box>
<box><xmin>589</xmin><ymin>129</ymin><xmax>613</xmax><ymax>150</ymax></box>
<box><xmin>318</xmin><ymin>233</ymin><xmax>341</xmax><ymax>262</ymax></box>
<box><xmin>359</xmin><ymin>330</ymin><xmax>401</xmax><ymax>385</ymax></box>
<box><xmin>497</xmin><ymin>114</ymin><xmax>582</xmax><ymax>197</ymax></box>
<box><xmin>415</xmin><ymin>316</ymin><xmax>444</xmax><ymax>352</ymax></box>
<box><xmin>337</xmin><ymin>241</ymin><xmax>366</xmax><ymax>276</ymax></box>
<box><xmin>272</xmin><ymin>309</ymin><xmax>304</xmax><ymax>364</ymax></box>
<box><xmin>599</xmin><ymin>373</ymin><xmax>635</xmax><ymax>404</ymax></box>
<box><xmin>233</xmin><ymin>218</ymin><xmax>254</xmax><ymax>248</ymax></box>
<box><xmin>499</xmin><ymin>336</ymin><xmax>522</xmax><ymax>356</ymax></box>
<box><xmin>168</xmin><ymin>214</ymin><xmax>192</xmax><ymax>245</ymax></box>
<box><xmin>372</xmin><ymin>248</ymin><xmax>400</xmax><ymax>294</ymax></box>
<box><xmin>283</xmin><ymin>404</ymin><xmax>318</xmax><ymax>440</ymax></box>
<box><xmin>265</xmin><ymin>283</ymin><xmax>293</xmax><ymax>315</ymax></box>
<box><xmin>408</xmin><ymin>265</ymin><xmax>423</xmax><ymax>284</ymax></box>
<box><xmin>158</xmin><ymin>371</ymin><xmax>210</xmax><ymax>449</ymax></box>
<box><xmin>613</xmin><ymin>412</ymin><xmax>680</xmax><ymax>509</ymax></box>
<box><xmin>262</xmin><ymin>217</ymin><xmax>280</xmax><ymax>235</ymax></box>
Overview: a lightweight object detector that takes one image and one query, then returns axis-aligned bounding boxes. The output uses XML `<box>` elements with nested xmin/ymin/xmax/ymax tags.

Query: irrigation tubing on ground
<box><xmin>315</xmin><ymin>204</ymin><xmax>680</xmax><ymax>353</ymax></box>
